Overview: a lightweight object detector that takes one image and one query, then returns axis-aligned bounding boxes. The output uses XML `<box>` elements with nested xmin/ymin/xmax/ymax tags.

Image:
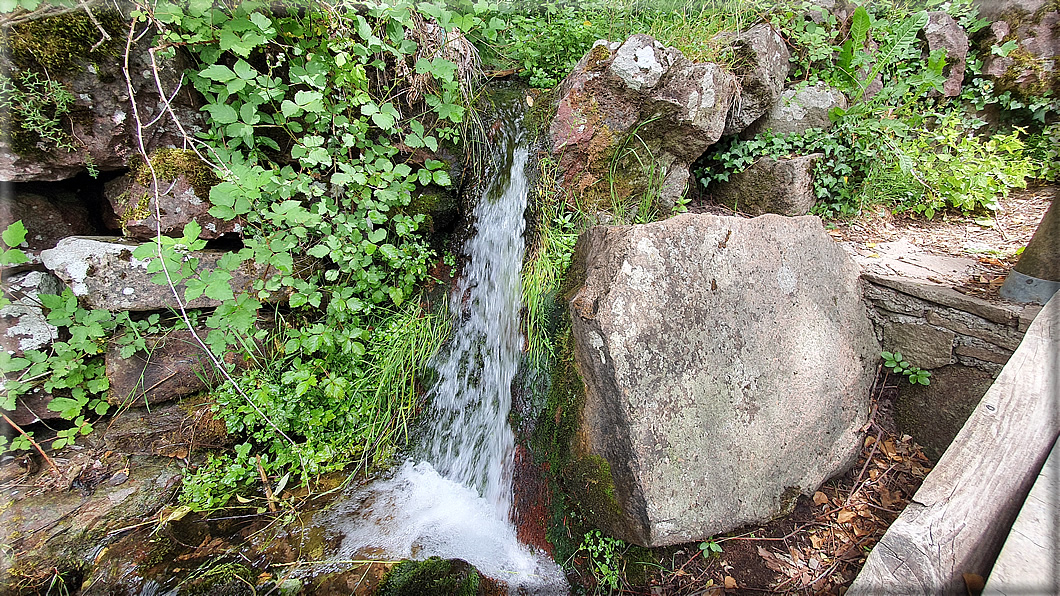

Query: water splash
<box><xmin>321</xmin><ymin>96</ymin><xmax>566</xmax><ymax>591</ymax></box>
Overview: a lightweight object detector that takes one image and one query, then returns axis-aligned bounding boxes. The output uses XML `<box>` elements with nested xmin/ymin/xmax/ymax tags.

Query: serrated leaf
<box><xmin>205</xmin><ymin>103</ymin><xmax>239</xmax><ymax>124</ymax></box>
<box><xmin>250</xmin><ymin>12</ymin><xmax>272</xmax><ymax>31</ymax></box>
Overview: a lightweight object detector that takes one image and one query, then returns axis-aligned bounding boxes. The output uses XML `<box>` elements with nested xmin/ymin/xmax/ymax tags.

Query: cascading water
<box><xmin>419</xmin><ymin>107</ymin><xmax>527</xmax><ymax>520</ymax></box>
<box><xmin>322</xmin><ymin>94</ymin><xmax>566</xmax><ymax>591</ymax></box>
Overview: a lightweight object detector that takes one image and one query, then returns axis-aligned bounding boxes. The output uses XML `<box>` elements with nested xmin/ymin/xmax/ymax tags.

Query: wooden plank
<box><xmin>848</xmin><ymin>293</ymin><xmax>1060</xmax><ymax>596</ymax></box>
<box><xmin>982</xmin><ymin>437</ymin><xmax>1059</xmax><ymax>595</ymax></box>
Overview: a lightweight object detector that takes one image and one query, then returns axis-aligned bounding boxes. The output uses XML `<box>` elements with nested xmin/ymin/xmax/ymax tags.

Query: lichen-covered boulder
<box><xmin>717</xmin><ymin>24</ymin><xmax>792</xmax><ymax>135</ymax></box>
<box><xmin>0</xmin><ymin>10</ymin><xmax>204</xmax><ymax>182</ymax></box>
<box><xmin>567</xmin><ymin>213</ymin><xmax>879</xmax><ymax>546</ymax></box>
<box><xmin>977</xmin><ymin>0</ymin><xmax>1059</xmax><ymax>96</ymax></box>
<box><xmin>743</xmin><ymin>82</ymin><xmax>847</xmax><ymax>138</ymax></box>
<box><xmin>549</xmin><ymin>35</ymin><xmax>737</xmax><ymax>211</ymax></box>
<box><xmin>104</xmin><ymin>149</ymin><xmax>242</xmax><ymax>240</ymax></box>
<box><xmin>710</xmin><ymin>153</ymin><xmax>823</xmax><ymax>216</ymax></box>
<box><xmin>1</xmin><ymin>270</ymin><xmax>61</xmax><ymax>356</ymax></box>
<box><xmin>40</xmin><ymin>236</ymin><xmax>279</xmax><ymax>311</ymax></box>
<box><xmin>924</xmin><ymin>12</ymin><xmax>969</xmax><ymax>98</ymax></box>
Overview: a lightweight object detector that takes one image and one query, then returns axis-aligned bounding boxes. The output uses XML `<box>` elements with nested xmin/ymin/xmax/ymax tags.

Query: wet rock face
<box><xmin>567</xmin><ymin>213</ymin><xmax>879</xmax><ymax>547</ymax></box>
<box><xmin>549</xmin><ymin>35</ymin><xmax>737</xmax><ymax>211</ymax></box>
<box><xmin>709</xmin><ymin>153</ymin><xmax>823</xmax><ymax>216</ymax></box>
<box><xmin>0</xmin><ymin>454</ymin><xmax>183</xmax><ymax>591</ymax></box>
<box><xmin>0</xmin><ymin>14</ymin><xmax>204</xmax><ymax>182</ymax></box>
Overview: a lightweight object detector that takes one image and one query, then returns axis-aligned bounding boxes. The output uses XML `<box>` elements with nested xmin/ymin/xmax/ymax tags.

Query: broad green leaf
<box><xmin>205</xmin><ymin>103</ymin><xmax>239</xmax><ymax>124</ymax></box>
<box><xmin>2</xmin><ymin>220</ymin><xmax>27</xmax><ymax>248</ymax></box>
<box><xmin>200</xmin><ymin>64</ymin><xmax>237</xmax><ymax>82</ymax></box>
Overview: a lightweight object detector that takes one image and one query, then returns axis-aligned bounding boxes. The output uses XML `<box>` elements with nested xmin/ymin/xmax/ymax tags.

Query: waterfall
<box><xmin>321</xmin><ymin>94</ymin><xmax>566</xmax><ymax>591</ymax></box>
<box><xmin>421</xmin><ymin>107</ymin><xmax>528</xmax><ymax>520</ymax></box>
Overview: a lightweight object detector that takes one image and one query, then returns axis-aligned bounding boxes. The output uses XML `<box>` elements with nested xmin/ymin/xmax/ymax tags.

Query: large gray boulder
<box><xmin>742</xmin><ymin>82</ymin><xmax>847</xmax><ymax>138</ymax></box>
<box><xmin>550</xmin><ymin>35</ymin><xmax>737</xmax><ymax>211</ymax></box>
<box><xmin>709</xmin><ymin>153</ymin><xmax>823</xmax><ymax>216</ymax></box>
<box><xmin>717</xmin><ymin>24</ymin><xmax>792</xmax><ymax>135</ymax></box>
<box><xmin>567</xmin><ymin>213</ymin><xmax>879</xmax><ymax>547</ymax></box>
<box><xmin>40</xmin><ymin>236</ymin><xmax>277</xmax><ymax>311</ymax></box>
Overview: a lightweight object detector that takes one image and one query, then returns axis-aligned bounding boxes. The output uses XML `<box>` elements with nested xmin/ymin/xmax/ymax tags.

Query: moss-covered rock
<box><xmin>375</xmin><ymin>557</ymin><xmax>482</xmax><ymax>596</ymax></box>
<box><xmin>5</xmin><ymin>9</ymin><xmax>125</xmax><ymax>74</ymax></box>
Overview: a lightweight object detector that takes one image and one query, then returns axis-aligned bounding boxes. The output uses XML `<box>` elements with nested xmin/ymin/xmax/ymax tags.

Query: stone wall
<box><xmin>860</xmin><ymin>273</ymin><xmax>1043</xmax><ymax>460</ymax></box>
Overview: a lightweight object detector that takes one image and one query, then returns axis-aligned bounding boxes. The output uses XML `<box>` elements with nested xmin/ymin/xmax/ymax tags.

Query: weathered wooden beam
<box><xmin>848</xmin><ymin>293</ymin><xmax>1060</xmax><ymax>596</ymax></box>
<box><xmin>983</xmin><ymin>438</ymin><xmax>1060</xmax><ymax>595</ymax></box>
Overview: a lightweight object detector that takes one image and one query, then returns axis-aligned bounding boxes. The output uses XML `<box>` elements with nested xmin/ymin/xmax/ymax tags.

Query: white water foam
<box><xmin>324</xmin><ymin>460</ymin><xmax>566</xmax><ymax>590</ymax></box>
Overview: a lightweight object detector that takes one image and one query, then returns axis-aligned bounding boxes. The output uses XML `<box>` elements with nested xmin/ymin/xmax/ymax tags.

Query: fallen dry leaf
<box><xmin>813</xmin><ymin>491</ymin><xmax>830</xmax><ymax>506</ymax></box>
<box><xmin>724</xmin><ymin>575</ymin><xmax>737</xmax><ymax>589</ymax></box>
<box><xmin>837</xmin><ymin>509</ymin><xmax>857</xmax><ymax>524</ymax></box>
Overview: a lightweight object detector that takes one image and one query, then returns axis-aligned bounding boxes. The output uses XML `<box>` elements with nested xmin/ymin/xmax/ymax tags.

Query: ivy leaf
<box><xmin>2</xmin><ymin>220</ymin><xmax>27</xmax><ymax>248</ymax></box>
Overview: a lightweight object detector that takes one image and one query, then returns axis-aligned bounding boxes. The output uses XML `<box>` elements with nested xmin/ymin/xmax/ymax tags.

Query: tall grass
<box><xmin>523</xmin><ymin>157</ymin><xmax>582</xmax><ymax>370</ymax></box>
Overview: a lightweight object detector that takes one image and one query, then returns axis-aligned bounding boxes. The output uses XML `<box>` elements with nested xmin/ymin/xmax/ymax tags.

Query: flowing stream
<box><xmin>322</xmin><ymin>95</ymin><xmax>566</xmax><ymax>591</ymax></box>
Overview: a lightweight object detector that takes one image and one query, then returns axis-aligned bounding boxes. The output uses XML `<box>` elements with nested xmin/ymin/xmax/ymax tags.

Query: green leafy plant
<box><xmin>0</xmin><ymin>70</ymin><xmax>77</xmax><ymax>154</ymax></box>
<box><xmin>699</xmin><ymin>538</ymin><xmax>723</xmax><ymax>558</ymax></box>
<box><xmin>579</xmin><ymin>529</ymin><xmax>625</xmax><ymax>592</ymax></box>
<box><xmin>882</xmin><ymin>351</ymin><xmax>931</xmax><ymax>386</ymax></box>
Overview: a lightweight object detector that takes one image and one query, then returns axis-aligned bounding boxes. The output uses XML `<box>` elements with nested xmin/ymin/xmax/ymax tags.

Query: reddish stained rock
<box><xmin>549</xmin><ymin>35</ymin><xmax>737</xmax><ymax>211</ymax></box>
<box><xmin>512</xmin><ymin>444</ymin><xmax>554</xmax><ymax>556</ymax></box>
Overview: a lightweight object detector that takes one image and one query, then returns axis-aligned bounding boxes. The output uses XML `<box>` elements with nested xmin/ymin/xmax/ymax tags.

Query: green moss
<box><xmin>6</xmin><ymin>9</ymin><xmax>125</xmax><ymax>74</ymax></box>
<box><xmin>136</xmin><ymin>148</ymin><xmax>220</xmax><ymax>200</ymax></box>
<box><xmin>177</xmin><ymin>561</ymin><xmax>255</xmax><ymax>596</ymax></box>
<box><xmin>116</xmin><ymin>149</ymin><xmax>220</xmax><ymax>228</ymax></box>
<box><xmin>524</xmin><ymin>87</ymin><xmax>558</xmax><ymax>140</ymax></box>
<box><xmin>376</xmin><ymin>557</ymin><xmax>481</xmax><ymax>596</ymax></box>
<box><xmin>585</xmin><ymin>44</ymin><xmax>612</xmax><ymax>72</ymax></box>
<box><xmin>568</xmin><ymin>453</ymin><xmax>624</xmax><ymax>524</ymax></box>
